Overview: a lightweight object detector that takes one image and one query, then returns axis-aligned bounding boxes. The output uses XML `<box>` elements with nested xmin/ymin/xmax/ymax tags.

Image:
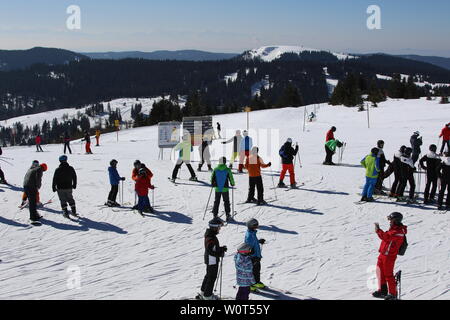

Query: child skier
<box><xmin>23</xmin><ymin>162</ymin><xmax>48</xmax><ymax>223</ymax></box>
<box><xmin>278</xmin><ymin>138</ymin><xmax>299</xmax><ymax>188</ymax></box>
<box><xmin>200</xmin><ymin>217</ymin><xmax>227</xmax><ymax>300</ymax></box>
<box><xmin>82</xmin><ymin>130</ymin><xmax>93</xmax><ymax>154</ymax></box>
<box><xmin>134</xmin><ymin>167</ymin><xmax>155</xmax><ymax>214</ymax></box>
<box><xmin>436</xmin><ymin>151</ymin><xmax>450</xmax><ymax>210</ymax></box>
<box><xmin>245</xmin><ymin>147</ymin><xmax>271</xmax><ymax>205</ymax></box>
<box><xmin>245</xmin><ymin>218</ymin><xmax>266</xmax><ymax>291</ymax></box>
<box><xmin>234</xmin><ymin>243</ymin><xmax>255</xmax><ymax>300</ymax></box>
<box><xmin>52</xmin><ymin>155</ymin><xmax>77</xmax><ymax>218</ymax></box>
<box><xmin>372</xmin><ymin>212</ymin><xmax>407</xmax><ymax>300</ymax></box>
<box><xmin>222</xmin><ymin>130</ymin><xmax>243</xmax><ymax>169</ymax></box>
<box><xmin>35</xmin><ymin>134</ymin><xmax>44</xmax><ymax>152</ymax></box>
<box><xmin>384</xmin><ymin>146</ymin><xmax>406</xmax><ymax>198</ymax></box>
<box><xmin>211</xmin><ymin>156</ymin><xmax>235</xmax><ymax>221</ymax></box>
<box><xmin>360</xmin><ymin>148</ymin><xmax>380</xmax><ymax>202</ymax></box>
<box><xmin>107</xmin><ymin>159</ymin><xmax>126</xmax><ymax>207</ymax></box>
<box><xmin>396</xmin><ymin>148</ymin><xmax>416</xmax><ymax>203</ymax></box>
<box><xmin>323</xmin><ymin>138</ymin><xmax>343</xmax><ymax>165</ymax></box>
<box><xmin>20</xmin><ymin>160</ymin><xmax>43</xmax><ymax>207</ymax></box>
<box><xmin>419</xmin><ymin>145</ymin><xmax>441</xmax><ymax>204</ymax></box>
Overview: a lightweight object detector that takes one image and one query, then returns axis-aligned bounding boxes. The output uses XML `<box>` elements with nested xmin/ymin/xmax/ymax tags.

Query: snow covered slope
<box><xmin>0</xmin><ymin>98</ymin><xmax>448</xmax><ymax>300</ymax></box>
<box><xmin>244</xmin><ymin>45</ymin><xmax>356</xmax><ymax>62</ymax></box>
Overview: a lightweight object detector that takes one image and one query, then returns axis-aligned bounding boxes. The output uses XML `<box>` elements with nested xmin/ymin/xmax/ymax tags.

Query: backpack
<box><xmin>279</xmin><ymin>145</ymin><xmax>287</xmax><ymax>159</ymax></box>
<box><xmin>398</xmin><ymin>236</ymin><xmax>408</xmax><ymax>256</ymax></box>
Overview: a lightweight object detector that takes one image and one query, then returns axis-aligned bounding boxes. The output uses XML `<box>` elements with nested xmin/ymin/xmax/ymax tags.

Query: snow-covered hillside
<box><xmin>244</xmin><ymin>46</ymin><xmax>356</xmax><ymax>62</ymax></box>
<box><xmin>0</xmin><ymin>98</ymin><xmax>448</xmax><ymax>300</ymax></box>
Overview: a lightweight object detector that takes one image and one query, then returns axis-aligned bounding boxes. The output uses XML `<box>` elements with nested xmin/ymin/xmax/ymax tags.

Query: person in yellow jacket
<box><xmin>360</xmin><ymin>148</ymin><xmax>381</xmax><ymax>202</ymax></box>
<box><xmin>170</xmin><ymin>133</ymin><xmax>198</xmax><ymax>182</ymax></box>
<box><xmin>95</xmin><ymin>129</ymin><xmax>101</xmax><ymax>146</ymax></box>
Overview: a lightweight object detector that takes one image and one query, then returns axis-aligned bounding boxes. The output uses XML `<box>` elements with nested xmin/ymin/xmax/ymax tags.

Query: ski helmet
<box><xmin>331</xmin><ymin>126</ymin><xmax>337</xmax><ymax>132</ymax></box>
<box><xmin>387</xmin><ymin>212</ymin><xmax>403</xmax><ymax>225</ymax></box>
<box><xmin>134</xmin><ymin>160</ymin><xmax>141</xmax><ymax>167</ymax></box>
<box><xmin>243</xmin><ymin>130</ymin><xmax>248</xmax><ymax>136</ymax></box>
<box><xmin>246</xmin><ymin>218</ymin><xmax>259</xmax><ymax>229</ymax></box>
<box><xmin>413</xmin><ymin>131</ymin><xmax>420</xmax><ymax>136</ymax></box>
<box><xmin>59</xmin><ymin>155</ymin><xmax>68</xmax><ymax>162</ymax></box>
<box><xmin>110</xmin><ymin>159</ymin><xmax>118</xmax><ymax>166</ymax></box>
<box><xmin>371</xmin><ymin>148</ymin><xmax>379</xmax><ymax>156</ymax></box>
<box><xmin>287</xmin><ymin>138</ymin><xmax>293</xmax><ymax>144</ymax></box>
<box><xmin>399</xmin><ymin>145</ymin><xmax>406</xmax><ymax>153</ymax></box>
<box><xmin>404</xmin><ymin>147</ymin><xmax>412</xmax><ymax>157</ymax></box>
<box><xmin>32</xmin><ymin>160</ymin><xmax>39</xmax><ymax>167</ymax></box>
<box><xmin>429</xmin><ymin>144</ymin><xmax>437</xmax><ymax>152</ymax></box>
<box><xmin>209</xmin><ymin>217</ymin><xmax>224</xmax><ymax>228</ymax></box>
<box><xmin>377</xmin><ymin>140</ymin><xmax>385</xmax><ymax>148</ymax></box>
<box><xmin>237</xmin><ymin>243</ymin><xmax>253</xmax><ymax>255</ymax></box>
<box><xmin>40</xmin><ymin>163</ymin><xmax>48</xmax><ymax>172</ymax></box>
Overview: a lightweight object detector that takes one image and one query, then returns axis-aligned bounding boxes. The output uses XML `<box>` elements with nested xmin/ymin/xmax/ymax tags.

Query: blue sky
<box><xmin>1</xmin><ymin>0</ymin><xmax>450</xmax><ymax>56</ymax></box>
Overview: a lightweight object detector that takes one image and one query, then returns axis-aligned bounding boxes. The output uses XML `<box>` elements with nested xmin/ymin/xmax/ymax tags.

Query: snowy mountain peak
<box><xmin>243</xmin><ymin>45</ymin><xmax>356</xmax><ymax>62</ymax></box>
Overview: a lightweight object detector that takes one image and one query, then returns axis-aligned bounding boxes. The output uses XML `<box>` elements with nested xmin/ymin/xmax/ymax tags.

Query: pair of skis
<box><xmin>19</xmin><ymin>199</ymin><xmax>53</xmax><ymax>210</ymax></box>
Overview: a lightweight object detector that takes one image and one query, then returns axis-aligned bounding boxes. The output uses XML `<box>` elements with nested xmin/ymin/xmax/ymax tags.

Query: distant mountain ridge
<box><xmin>397</xmin><ymin>54</ymin><xmax>450</xmax><ymax>71</ymax></box>
<box><xmin>82</xmin><ymin>50</ymin><xmax>239</xmax><ymax>61</ymax></box>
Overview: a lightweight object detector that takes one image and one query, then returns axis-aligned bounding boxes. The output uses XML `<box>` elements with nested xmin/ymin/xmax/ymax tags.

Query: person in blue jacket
<box><xmin>107</xmin><ymin>159</ymin><xmax>125</xmax><ymax>207</ymax></box>
<box><xmin>245</xmin><ymin>218</ymin><xmax>266</xmax><ymax>291</ymax></box>
<box><xmin>238</xmin><ymin>130</ymin><xmax>253</xmax><ymax>173</ymax></box>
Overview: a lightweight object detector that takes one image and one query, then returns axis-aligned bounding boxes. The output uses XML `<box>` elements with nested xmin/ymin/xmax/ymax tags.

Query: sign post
<box><xmin>115</xmin><ymin>120</ymin><xmax>120</xmax><ymax>142</ymax></box>
<box><xmin>244</xmin><ymin>107</ymin><xmax>251</xmax><ymax>131</ymax></box>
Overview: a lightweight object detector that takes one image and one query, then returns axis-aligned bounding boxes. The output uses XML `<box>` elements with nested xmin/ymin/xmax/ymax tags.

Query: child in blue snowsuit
<box><xmin>245</xmin><ymin>218</ymin><xmax>266</xmax><ymax>291</ymax></box>
<box><xmin>107</xmin><ymin>159</ymin><xmax>125</xmax><ymax>206</ymax></box>
<box><xmin>234</xmin><ymin>243</ymin><xmax>255</xmax><ymax>300</ymax></box>
<box><xmin>360</xmin><ymin>148</ymin><xmax>380</xmax><ymax>202</ymax></box>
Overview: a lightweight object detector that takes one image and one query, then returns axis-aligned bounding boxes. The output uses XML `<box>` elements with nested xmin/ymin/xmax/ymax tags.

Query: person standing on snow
<box><xmin>234</xmin><ymin>243</ymin><xmax>255</xmax><ymax>301</ymax></box>
<box><xmin>360</xmin><ymin>148</ymin><xmax>380</xmax><ymax>202</ymax></box>
<box><xmin>410</xmin><ymin>131</ymin><xmax>422</xmax><ymax>165</ymax></box>
<box><xmin>238</xmin><ymin>130</ymin><xmax>253</xmax><ymax>173</ymax></box>
<box><xmin>23</xmin><ymin>162</ymin><xmax>48</xmax><ymax>223</ymax></box>
<box><xmin>106</xmin><ymin>159</ymin><xmax>125</xmax><ymax>207</ymax></box>
<box><xmin>326</xmin><ymin>126</ymin><xmax>336</xmax><ymax>142</ymax></box>
<box><xmin>278</xmin><ymin>138</ymin><xmax>299</xmax><ymax>189</ymax></box>
<box><xmin>200</xmin><ymin>217</ymin><xmax>227</xmax><ymax>300</ymax></box>
<box><xmin>374</xmin><ymin>140</ymin><xmax>391</xmax><ymax>195</ymax></box>
<box><xmin>134</xmin><ymin>167</ymin><xmax>155</xmax><ymax>214</ymax></box>
<box><xmin>245</xmin><ymin>147</ymin><xmax>271</xmax><ymax>205</ymax></box>
<box><xmin>63</xmin><ymin>131</ymin><xmax>72</xmax><ymax>155</ymax></box>
<box><xmin>82</xmin><ymin>130</ymin><xmax>93</xmax><ymax>154</ymax></box>
<box><xmin>384</xmin><ymin>146</ymin><xmax>406</xmax><ymax>198</ymax></box>
<box><xmin>396</xmin><ymin>147</ymin><xmax>416</xmax><ymax>204</ymax></box>
<box><xmin>436</xmin><ymin>151</ymin><xmax>450</xmax><ymax>210</ymax></box>
<box><xmin>438</xmin><ymin>123</ymin><xmax>450</xmax><ymax>156</ymax></box>
<box><xmin>171</xmin><ymin>133</ymin><xmax>197</xmax><ymax>182</ymax></box>
<box><xmin>211</xmin><ymin>157</ymin><xmax>235</xmax><ymax>222</ymax></box>
<box><xmin>419</xmin><ymin>145</ymin><xmax>441</xmax><ymax>205</ymax></box>
<box><xmin>52</xmin><ymin>155</ymin><xmax>77</xmax><ymax>218</ymax></box>
<box><xmin>20</xmin><ymin>160</ymin><xmax>43</xmax><ymax>207</ymax></box>
<box><xmin>95</xmin><ymin>129</ymin><xmax>101</xmax><ymax>147</ymax></box>
<box><xmin>216</xmin><ymin>122</ymin><xmax>222</xmax><ymax>139</ymax></box>
<box><xmin>323</xmin><ymin>138</ymin><xmax>343</xmax><ymax>165</ymax></box>
<box><xmin>198</xmin><ymin>136</ymin><xmax>213</xmax><ymax>172</ymax></box>
<box><xmin>35</xmin><ymin>134</ymin><xmax>44</xmax><ymax>152</ymax></box>
<box><xmin>372</xmin><ymin>212</ymin><xmax>407</xmax><ymax>300</ymax></box>
<box><xmin>222</xmin><ymin>130</ymin><xmax>243</xmax><ymax>169</ymax></box>
<box><xmin>245</xmin><ymin>218</ymin><xmax>266</xmax><ymax>292</ymax></box>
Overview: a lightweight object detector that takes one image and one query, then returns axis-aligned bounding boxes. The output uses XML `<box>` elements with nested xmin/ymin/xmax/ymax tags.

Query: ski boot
<box><xmin>189</xmin><ymin>176</ymin><xmax>198</xmax><ymax>182</ymax></box>
<box><xmin>62</xmin><ymin>209</ymin><xmax>70</xmax><ymax>219</ymax></box>
<box><xmin>226</xmin><ymin>213</ymin><xmax>233</xmax><ymax>222</ymax></box>
<box><xmin>372</xmin><ymin>285</ymin><xmax>387</xmax><ymax>299</ymax></box>
<box><xmin>245</xmin><ymin>198</ymin><xmax>258</xmax><ymax>204</ymax></box>
<box><xmin>366</xmin><ymin>197</ymin><xmax>375</xmax><ymax>202</ymax></box>
<box><xmin>396</xmin><ymin>196</ymin><xmax>407</xmax><ymax>202</ymax></box>
<box><xmin>208</xmin><ymin>165</ymin><xmax>213</xmax><ymax>172</ymax></box>
<box><xmin>197</xmin><ymin>165</ymin><xmax>202</xmax><ymax>172</ymax></box>
<box><xmin>277</xmin><ymin>181</ymin><xmax>287</xmax><ymax>188</ymax></box>
<box><xmin>290</xmin><ymin>183</ymin><xmax>298</xmax><ymax>189</ymax></box>
<box><xmin>201</xmin><ymin>294</ymin><xmax>219</xmax><ymax>300</ymax></box>
<box><xmin>361</xmin><ymin>196</ymin><xmax>368</xmax><ymax>202</ymax></box>
<box><xmin>257</xmin><ymin>200</ymin><xmax>268</xmax><ymax>206</ymax></box>
<box><xmin>384</xmin><ymin>294</ymin><xmax>398</xmax><ymax>300</ymax></box>
<box><xmin>251</xmin><ymin>282</ymin><xmax>266</xmax><ymax>291</ymax></box>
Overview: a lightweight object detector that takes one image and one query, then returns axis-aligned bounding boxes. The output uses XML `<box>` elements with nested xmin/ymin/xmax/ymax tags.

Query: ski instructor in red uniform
<box><xmin>372</xmin><ymin>212</ymin><xmax>407</xmax><ymax>300</ymax></box>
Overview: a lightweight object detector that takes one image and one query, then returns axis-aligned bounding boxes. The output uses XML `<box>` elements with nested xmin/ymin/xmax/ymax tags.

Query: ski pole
<box><xmin>203</xmin><ymin>186</ymin><xmax>214</xmax><ymax>220</ymax></box>
<box><xmin>121</xmin><ymin>180</ymin><xmax>124</xmax><ymax>206</ymax></box>
<box><xmin>270</xmin><ymin>169</ymin><xmax>278</xmax><ymax>201</ymax></box>
<box><xmin>152</xmin><ymin>187</ymin><xmax>155</xmax><ymax>207</ymax></box>
<box><xmin>232</xmin><ymin>186</ymin><xmax>235</xmax><ymax>217</ymax></box>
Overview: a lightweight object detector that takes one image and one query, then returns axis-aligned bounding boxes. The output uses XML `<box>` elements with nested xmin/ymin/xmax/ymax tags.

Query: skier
<box><xmin>308</xmin><ymin>112</ymin><xmax>316</xmax><ymax>122</ymax></box>
<box><xmin>374</xmin><ymin>140</ymin><xmax>391</xmax><ymax>195</ymax></box>
<box><xmin>419</xmin><ymin>145</ymin><xmax>441</xmax><ymax>204</ymax></box>
<box><xmin>410</xmin><ymin>131</ymin><xmax>422</xmax><ymax>165</ymax></box>
<box><xmin>198</xmin><ymin>136</ymin><xmax>213</xmax><ymax>172</ymax></box>
<box><xmin>216</xmin><ymin>122</ymin><xmax>222</xmax><ymax>139</ymax></box>
<box><xmin>238</xmin><ymin>130</ymin><xmax>253</xmax><ymax>173</ymax></box>
<box><xmin>372</xmin><ymin>212</ymin><xmax>407</xmax><ymax>300</ymax></box>
<box><xmin>384</xmin><ymin>146</ymin><xmax>406</xmax><ymax>198</ymax></box>
<box><xmin>131</xmin><ymin>160</ymin><xmax>153</xmax><ymax>210</ymax></box>
<box><xmin>234</xmin><ymin>243</ymin><xmax>255</xmax><ymax>301</ymax></box>
<box><xmin>95</xmin><ymin>129</ymin><xmax>101</xmax><ymax>146</ymax></box>
<box><xmin>245</xmin><ymin>147</ymin><xmax>271</xmax><ymax>205</ymax></box>
<box><xmin>63</xmin><ymin>131</ymin><xmax>72</xmax><ymax>154</ymax></box>
<box><xmin>222</xmin><ymin>130</ymin><xmax>243</xmax><ymax>169</ymax></box>
<box><xmin>436</xmin><ymin>151</ymin><xmax>450</xmax><ymax>210</ymax></box>
<box><xmin>23</xmin><ymin>162</ymin><xmax>47</xmax><ymax>223</ymax></box>
<box><xmin>396</xmin><ymin>147</ymin><xmax>416</xmax><ymax>203</ymax></box>
<box><xmin>35</xmin><ymin>134</ymin><xmax>44</xmax><ymax>152</ymax></box>
<box><xmin>134</xmin><ymin>167</ymin><xmax>155</xmax><ymax>214</ymax></box>
<box><xmin>200</xmin><ymin>217</ymin><xmax>227</xmax><ymax>300</ymax></box>
<box><xmin>82</xmin><ymin>130</ymin><xmax>93</xmax><ymax>154</ymax></box>
<box><xmin>171</xmin><ymin>133</ymin><xmax>197</xmax><ymax>182</ymax></box>
<box><xmin>326</xmin><ymin>126</ymin><xmax>336</xmax><ymax>142</ymax></box>
<box><xmin>211</xmin><ymin>156</ymin><xmax>235</xmax><ymax>221</ymax></box>
<box><xmin>438</xmin><ymin>123</ymin><xmax>450</xmax><ymax>156</ymax></box>
<box><xmin>278</xmin><ymin>138</ymin><xmax>299</xmax><ymax>188</ymax></box>
<box><xmin>245</xmin><ymin>218</ymin><xmax>266</xmax><ymax>291</ymax></box>
<box><xmin>52</xmin><ymin>155</ymin><xmax>77</xmax><ymax>218</ymax></box>
<box><xmin>323</xmin><ymin>138</ymin><xmax>343</xmax><ymax>165</ymax></box>
<box><xmin>20</xmin><ymin>160</ymin><xmax>42</xmax><ymax>207</ymax></box>
<box><xmin>360</xmin><ymin>148</ymin><xmax>380</xmax><ymax>202</ymax></box>
<box><xmin>107</xmin><ymin>159</ymin><xmax>126</xmax><ymax>207</ymax></box>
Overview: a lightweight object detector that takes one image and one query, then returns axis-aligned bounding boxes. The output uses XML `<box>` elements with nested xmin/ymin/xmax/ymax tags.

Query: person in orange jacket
<box><xmin>439</xmin><ymin>123</ymin><xmax>450</xmax><ymax>156</ymax></box>
<box><xmin>134</xmin><ymin>167</ymin><xmax>155</xmax><ymax>214</ymax></box>
<box><xmin>245</xmin><ymin>147</ymin><xmax>271</xmax><ymax>205</ymax></box>
<box><xmin>373</xmin><ymin>212</ymin><xmax>407</xmax><ymax>300</ymax></box>
<box><xmin>95</xmin><ymin>129</ymin><xmax>101</xmax><ymax>146</ymax></box>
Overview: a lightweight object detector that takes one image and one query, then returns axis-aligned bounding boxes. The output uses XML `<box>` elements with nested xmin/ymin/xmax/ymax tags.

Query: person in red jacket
<box><xmin>35</xmin><ymin>135</ymin><xmax>44</xmax><ymax>152</ymax></box>
<box><xmin>439</xmin><ymin>123</ymin><xmax>450</xmax><ymax>156</ymax></box>
<box><xmin>373</xmin><ymin>212</ymin><xmax>407</xmax><ymax>300</ymax></box>
<box><xmin>134</xmin><ymin>167</ymin><xmax>155</xmax><ymax>214</ymax></box>
<box><xmin>326</xmin><ymin>126</ymin><xmax>336</xmax><ymax>142</ymax></box>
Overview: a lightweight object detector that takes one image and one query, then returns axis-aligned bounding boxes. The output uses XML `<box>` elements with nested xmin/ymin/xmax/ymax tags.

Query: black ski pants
<box><xmin>172</xmin><ymin>159</ymin><xmax>196</xmax><ymax>179</ymax></box>
<box><xmin>397</xmin><ymin>175</ymin><xmax>415</xmax><ymax>199</ymax></box>
<box><xmin>0</xmin><ymin>168</ymin><xmax>5</xmax><ymax>182</ymax></box>
<box><xmin>36</xmin><ymin>144</ymin><xmax>43</xmax><ymax>152</ymax></box>
<box><xmin>108</xmin><ymin>185</ymin><xmax>119</xmax><ymax>203</ymax></box>
<box><xmin>324</xmin><ymin>146</ymin><xmax>334</xmax><ymax>164</ymax></box>
<box><xmin>424</xmin><ymin>174</ymin><xmax>438</xmax><ymax>201</ymax></box>
<box><xmin>437</xmin><ymin>180</ymin><xmax>450</xmax><ymax>207</ymax></box>
<box><xmin>251</xmin><ymin>257</ymin><xmax>261</xmax><ymax>284</ymax></box>
<box><xmin>201</xmin><ymin>264</ymin><xmax>219</xmax><ymax>297</ymax></box>
<box><xmin>64</xmin><ymin>142</ymin><xmax>72</xmax><ymax>154</ymax></box>
<box><xmin>248</xmin><ymin>176</ymin><xmax>264</xmax><ymax>202</ymax></box>
<box><xmin>375</xmin><ymin>166</ymin><xmax>386</xmax><ymax>191</ymax></box>
<box><xmin>212</xmin><ymin>191</ymin><xmax>230</xmax><ymax>217</ymax></box>
<box><xmin>24</xmin><ymin>186</ymin><xmax>39</xmax><ymax>221</ymax></box>
<box><xmin>440</xmin><ymin>140</ymin><xmax>450</xmax><ymax>154</ymax></box>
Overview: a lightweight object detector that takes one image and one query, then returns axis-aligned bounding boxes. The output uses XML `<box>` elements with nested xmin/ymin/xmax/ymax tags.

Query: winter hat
<box><xmin>371</xmin><ymin>148</ymin><xmax>379</xmax><ymax>156</ymax></box>
<box><xmin>331</xmin><ymin>126</ymin><xmax>337</xmax><ymax>132</ymax></box>
<box><xmin>246</xmin><ymin>218</ymin><xmax>259</xmax><ymax>229</ymax></box>
<box><xmin>32</xmin><ymin>160</ymin><xmax>39</xmax><ymax>167</ymax></box>
<box><xmin>243</xmin><ymin>130</ymin><xmax>248</xmax><ymax>136</ymax></box>
<box><xmin>377</xmin><ymin>140</ymin><xmax>384</xmax><ymax>148</ymax></box>
<box><xmin>219</xmin><ymin>157</ymin><xmax>227</xmax><ymax>165</ymax></box>
<box><xmin>429</xmin><ymin>144</ymin><xmax>437</xmax><ymax>152</ymax></box>
<box><xmin>59</xmin><ymin>155</ymin><xmax>68</xmax><ymax>162</ymax></box>
<box><xmin>404</xmin><ymin>148</ymin><xmax>412</xmax><ymax>157</ymax></box>
<box><xmin>286</xmin><ymin>138</ymin><xmax>293</xmax><ymax>144</ymax></box>
<box><xmin>413</xmin><ymin>131</ymin><xmax>420</xmax><ymax>136</ymax></box>
<box><xmin>400</xmin><ymin>145</ymin><xmax>407</xmax><ymax>153</ymax></box>
<box><xmin>110</xmin><ymin>159</ymin><xmax>118</xmax><ymax>166</ymax></box>
<box><xmin>134</xmin><ymin>160</ymin><xmax>141</xmax><ymax>167</ymax></box>
<box><xmin>209</xmin><ymin>217</ymin><xmax>224</xmax><ymax>228</ymax></box>
<box><xmin>237</xmin><ymin>243</ymin><xmax>253</xmax><ymax>255</ymax></box>
<box><xmin>40</xmin><ymin>163</ymin><xmax>48</xmax><ymax>172</ymax></box>
<box><xmin>388</xmin><ymin>212</ymin><xmax>403</xmax><ymax>225</ymax></box>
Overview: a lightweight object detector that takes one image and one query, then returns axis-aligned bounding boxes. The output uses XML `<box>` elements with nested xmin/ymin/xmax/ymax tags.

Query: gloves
<box><xmin>259</xmin><ymin>239</ymin><xmax>266</xmax><ymax>245</ymax></box>
<box><xmin>222</xmin><ymin>142</ymin><xmax>226</xmax><ymax>144</ymax></box>
<box><xmin>149</xmin><ymin>185</ymin><xmax>155</xmax><ymax>190</ymax></box>
<box><xmin>72</xmin><ymin>185</ymin><xmax>77</xmax><ymax>190</ymax></box>
<box><xmin>267</xmin><ymin>162</ymin><xmax>272</xmax><ymax>167</ymax></box>
<box><xmin>121</xmin><ymin>177</ymin><xmax>126</xmax><ymax>181</ymax></box>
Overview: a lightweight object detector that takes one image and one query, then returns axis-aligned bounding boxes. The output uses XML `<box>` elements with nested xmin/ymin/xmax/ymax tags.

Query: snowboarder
<box><xmin>323</xmin><ymin>138</ymin><xmax>343</xmax><ymax>165</ymax></box>
<box><xmin>374</xmin><ymin>140</ymin><xmax>391</xmax><ymax>195</ymax></box>
<box><xmin>384</xmin><ymin>146</ymin><xmax>406</xmax><ymax>198</ymax></box>
<box><xmin>200</xmin><ymin>217</ymin><xmax>227</xmax><ymax>300</ymax></box>
<box><xmin>222</xmin><ymin>130</ymin><xmax>243</xmax><ymax>169</ymax></box>
<box><xmin>82</xmin><ymin>130</ymin><xmax>93</xmax><ymax>154</ymax></box>
<box><xmin>216</xmin><ymin>122</ymin><xmax>222</xmax><ymax>139</ymax></box>
<box><xmin>278</xmin><ymin>138</ymin><xmax>299</xmax><ymax>188</ymax></box>
<box><xmin>198</xmin><ymin>136</ymin><xmax>213</xmax><ymax>172</ymax></box>
<box><xmin>134</xmin><ymin>167</ymin><xmax>155</xmax><ymax>214</ymax></box>
<box><xmin>211</xmin><ymin>156</ymin><xmax>235</xmax><ymax>221</ymax></box>
<box><xmin>360</xmin><ymin>148</ymin><xmax>380</xmax><ymax>202</ymax></box>
<box><xmin>63</xmin><ymin>131</ymin><xmax>72</xmax><ymax>155</ymax></box>
<box><xmin>396</xmin><ymin>147</ymin><xmax>416</xmax><ymax>203</ymax></box>
<box><xmin>326</xmin><ymin>126</ymin><xmax>336</xmax><ymax>142</ymax></box>
<box><xmin>372</xmin><ymin>212</ymin><xmax>407</xmax><ymax>300</ymax></box>
<box><xmin>436</xmin><ymin>151</ymin><xmax>450</xmax><ymax>210</ymax></box>
<box><xmin>95</xmin><ymin>129</ymin><xmax>101</xmax><ymax>146</ymax></box>
<box><xmin>238</xmin><ymin>130</ymin><xmax>253</xmax><ymax>173</ymax></box>
<box><xmin>419</xmin><ymin>145</ymin><xmax>441</xmax><ymax>205</ymax></box>
<box><xmin>410</xmin><ymin>131</ymin><xmax>423</xmax><ymax>165</ymax></box>
<box><xmin>438</xmin><ymin>123</ymin><xmax>450</xmax><ymax>156</ymax></box>
<box><xmin>171</xmin><ymin>133</ymin><xmax>197</xmax><ymax>182</ymax></box>
<box><xmin>107</xmin><ymin>159</ymin><xmax>126</xmax><ymax>207</ymax></box>
<box><xmin>245</xmin><ymin>218</ymin><xmax>266</xmax><ymax>292</ymax></box>
<box><xmin>23</xmin><ymin>162</ymin><xmax>47</xmax><ymax>223</ymax></box>
<box><xmin>52</xmin><ymin>155</ymin><xmax>77</xmax><ymax>218</ymax></box>
<box><xmin>234</xmin><ymin>243</ymin><xmax>255</xmax><ymax>300</ymax></box>
<box><xmin>245</xmin><ymin>147</ymin><xmax>271</xmax><ymax>205</ymax></box>
<box><xmin>35</xmin><ymin>134</ymin><xmax>44</xmax><ymax>152</ymax></box>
